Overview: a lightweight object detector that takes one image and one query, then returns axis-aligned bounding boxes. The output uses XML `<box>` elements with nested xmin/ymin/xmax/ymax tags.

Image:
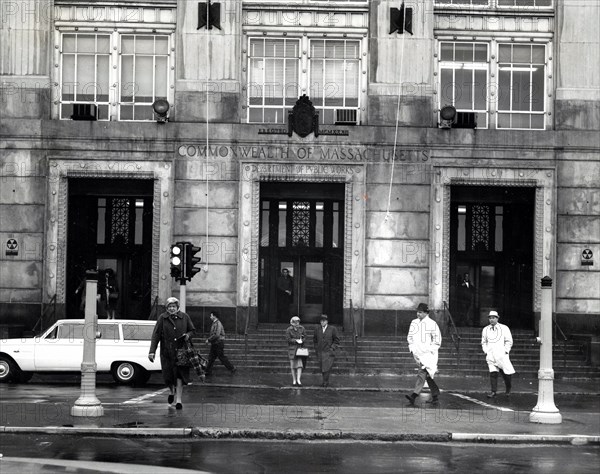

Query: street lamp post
<box><xmin>529</xmin><ymin>276</ymin><xmax>561</xmax><ymax>424</ymax></box>
<box><xmin>71</xmin><ymin>269</ymin><xmax>104</xmax><ymax>417</ymax></box>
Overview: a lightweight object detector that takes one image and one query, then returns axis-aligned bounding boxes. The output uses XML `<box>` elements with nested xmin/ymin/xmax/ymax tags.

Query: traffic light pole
<box><xmin>179</xmin><ymin>279</ymin><xmax>186</xmax><ymax>313</ymax></box>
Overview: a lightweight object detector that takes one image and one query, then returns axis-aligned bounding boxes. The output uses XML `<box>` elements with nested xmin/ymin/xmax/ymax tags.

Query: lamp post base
<box><xmin>71</xmin><ymin>403</ymin><xmax>104</xmax><ymax>417</ymax></box>
<box><xmin>529</xmin><ymin>409</ymin><xmax>562</xmax><ymax>424</ymax></box>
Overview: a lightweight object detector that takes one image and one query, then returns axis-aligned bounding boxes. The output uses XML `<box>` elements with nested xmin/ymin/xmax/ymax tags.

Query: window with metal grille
<box><xmin>439</xmin><ymin>42</ymin><xmax>489</xmax><ymax>129</ymax></box>
<box><xmin>247</xmin><ymin>36</ymin><xmax>362</xmax><ymax>125</ymax></box>
<box><xmin>59</xmin><ymin>32</ymin><xmax>172</xmax><ymax>121</ymax></box>
<box><xmin>497</xmin><ymin>44</ymin><xmax>546</xmax><ymax>130</ymax></box>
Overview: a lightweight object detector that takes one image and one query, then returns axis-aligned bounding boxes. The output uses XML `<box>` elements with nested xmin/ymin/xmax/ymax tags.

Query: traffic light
<box><xmin>184</xmin><ymin>244</ymin><xmax>202</xmax><ymax>281</ymax></box>
<box><xmin>170</xmin><ymin>242</ymin><xmax>185</xmax><ymax>281</ymax></box>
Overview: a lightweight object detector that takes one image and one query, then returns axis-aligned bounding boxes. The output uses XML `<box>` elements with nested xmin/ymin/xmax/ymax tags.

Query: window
<box><xmin>59</xmin><ymin>32</ymin><xmax>172</xmax><ymax>121</ymax></box>
<box><xmin>434</xmin><ymin>0</ymin><xmax>552</xmax><ymax>6</ymax></box>
<box><xmin>247</xmin><ymin>36</ymin><xmax>363</xmax><ymax>125</ymax></box>
<box><xmin>497</xmin><ymin>44</ymin><xmax>546</xmax><ymax>129</ymax></box>
<box><xmin>437</xmin><ymin>41</ymin><xmax>548</xmax><ymax>129</ymax></box>
<box><xmin>439</xmin><ymin>42</ymin><xmax>489</xmax><ymax>128</ymax></box>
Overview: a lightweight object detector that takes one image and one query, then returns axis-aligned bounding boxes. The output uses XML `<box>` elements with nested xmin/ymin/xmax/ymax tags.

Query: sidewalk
<box><xmin>1</xmin><ymin>373</ymin><xmax>599</xmax><ymax>444</ymax></box>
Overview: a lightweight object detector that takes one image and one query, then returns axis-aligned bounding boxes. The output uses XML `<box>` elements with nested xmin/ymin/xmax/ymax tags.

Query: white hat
<box><xmin>166</xmin><ymin>297</ymin><xmax>179</xmax><ymax>307</ymax></box>
<box><xmin>290</xmin><ymin>316</ymin><xmax>300</xmax><ymax>324</ymax></box>
<box><xmin>488</xmin><ymin>310</ymin><xmax>499</xmax><ymax>318</ymax></box>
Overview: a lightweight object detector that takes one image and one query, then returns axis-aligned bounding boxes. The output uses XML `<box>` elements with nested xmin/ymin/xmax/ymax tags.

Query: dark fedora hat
<box><xmin>416</xmin><ymin>303</ymin><xmax>429</xmax><ymax>313</ymax></box>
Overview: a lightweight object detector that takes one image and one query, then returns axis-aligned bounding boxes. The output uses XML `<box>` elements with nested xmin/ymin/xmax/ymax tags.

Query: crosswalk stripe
<box><xmin>449</xmin><ymin>392</ymin><xmax>515</xmax><ymax>412</ymax></box>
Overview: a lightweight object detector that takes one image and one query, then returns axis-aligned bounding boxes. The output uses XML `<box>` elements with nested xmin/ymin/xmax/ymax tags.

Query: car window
<box><xmin>59</xmin><ymin>323</ymin><xmax>84</xmax><ymax>340</ymax></box>
<box><xmin>122</xmin><ymin>323</ymin><xmax>154</xmax><ymax>341</ymax></box>
<box><xmin>45</xmin><ymin>326</ymin><xmax>59</xmax><ymax>340</ymax></box>
<box><xmin>98</xmin><ymin>324</ymin><xmax>119</xmax><ymax>341</ymax></box>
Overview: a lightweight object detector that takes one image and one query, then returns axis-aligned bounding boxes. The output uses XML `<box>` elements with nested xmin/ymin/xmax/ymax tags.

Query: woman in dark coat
<box><xmin>148</xmin><ymin>297</ymin><xmax>195</xmax><ymax>409</ymax></box>
<box><xmin>285</xmin><ymin>316</ymin><xmax>306</xmax><ymax>386</ymax></box>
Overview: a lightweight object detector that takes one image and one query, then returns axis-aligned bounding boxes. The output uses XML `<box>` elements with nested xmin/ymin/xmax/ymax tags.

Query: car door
<box><xmin>95</xmin><ymin>322</ymin><xmax>121</xmax><ymax>371</ymax></box>
<box><xmin>34</xmin><ymin>322</ymin><xmax>84</xmax><ymax>370</ymax></box>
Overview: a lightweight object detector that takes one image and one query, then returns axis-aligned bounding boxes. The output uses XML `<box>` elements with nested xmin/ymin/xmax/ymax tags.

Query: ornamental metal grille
<box><xmin>471</xmin><ymin>204</ymin><xmax>490</xmax><ymax>251</ymax></box>
<box><xmin>292</xmin><ymin>201</ymin><xmax>310</xmax><ymax>247</ymax></box>
<box><xmin>110</xmin><ymin>198</ymin><xmax>130</xmax><ymax>245</ymax></box>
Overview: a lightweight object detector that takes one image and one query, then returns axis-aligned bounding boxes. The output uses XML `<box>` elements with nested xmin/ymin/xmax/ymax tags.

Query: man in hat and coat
<box><xmin>313</xmin><ymin>314</ymin><xmax>340</xmax><ymax>387</ymax></box>
<box><xmin>405</xmin><ymin>303</ymin><xmax>442</xmax><ymax>406</ymax></box>
<box><xmin>482</xmin><ymin>310</ymin><xmax>515</xmax><ymax>397</ymax></box>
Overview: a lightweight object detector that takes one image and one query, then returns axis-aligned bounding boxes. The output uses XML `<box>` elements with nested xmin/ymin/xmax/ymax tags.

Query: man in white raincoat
<box><xmin>405</xmin><ymin>303</ymin><xmax>442</xmax><ymax>406</ymax></box>
<box><xmin>481</xmin><ymin>310</ymin><xmax>515</xmax><ymax>397</ymax></box>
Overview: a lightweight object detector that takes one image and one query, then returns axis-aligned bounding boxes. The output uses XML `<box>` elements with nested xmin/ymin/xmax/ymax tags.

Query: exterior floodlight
<box><xmin>152</xmin><ymin>99</ymin><xmax>170</xmax><ymax>123</ymax></box>
<box><xmin>439</xmin><ymin>105</ymin><xmax>457</xmax><ymax>129</ymax></box>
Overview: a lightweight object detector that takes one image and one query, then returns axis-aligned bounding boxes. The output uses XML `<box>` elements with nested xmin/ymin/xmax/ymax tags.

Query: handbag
<box><xmin>176</xmin><ymin>347</ymin><xmax>190</xmax><ymax>367</ymax></box>
<box><xmin>295</xmin><ymin>347</ymin><xmax>309</xmax><ymax>357</ymax></box>
<box><xmin>109</xmin><ymin>291</ymin><xmax>119</xmax><ymax>300</ymax></box>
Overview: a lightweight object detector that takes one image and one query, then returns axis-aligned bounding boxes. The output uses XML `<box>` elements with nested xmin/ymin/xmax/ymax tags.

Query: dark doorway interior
<box><xmin>258</xmin><ymin>182</ymin><xmax>345</xmax><ymax>325</ymax></box>
<box><xmin>449</xmin><ymin>185</ymin><xmax>535</xmax><ymax>330</ymax></box>
<box><xmin>66</xmin><ymin>178</ymin><xmax>154</xmax><ymax>320</ymax></box>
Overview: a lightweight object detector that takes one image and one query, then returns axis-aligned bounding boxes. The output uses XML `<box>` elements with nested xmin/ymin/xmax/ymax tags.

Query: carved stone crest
<box><xmin>288</xmin><ymin>95</ymin><xmax>319</xmax><ymax>138</ymax></box>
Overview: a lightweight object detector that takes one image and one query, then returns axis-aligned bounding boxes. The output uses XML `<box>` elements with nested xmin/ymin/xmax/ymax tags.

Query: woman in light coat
<box><xmin>285</xmin><ymin>316</ymin><xmax>306</xmax><ymax>386</ymax></box>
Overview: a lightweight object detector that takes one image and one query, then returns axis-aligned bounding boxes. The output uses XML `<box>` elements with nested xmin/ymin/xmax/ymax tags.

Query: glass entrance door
<box><xmin>449</xmin><ymin>185</ymin><xmax>535</xmax><ymax>329</ymax></box>
<box><xmin>258</xmin><ymin>182</ymin><xmax>344</xmax><ymax>325</ymax></box>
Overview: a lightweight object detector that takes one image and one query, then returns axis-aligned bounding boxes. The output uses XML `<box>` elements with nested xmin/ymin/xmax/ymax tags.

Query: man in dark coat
<box><xmin>277</xmin><ymin>268</ymin><xmax>293</xmax><ymax>319</ymax></box>
<box><xmin>313</xmin><ymin>314</ymin><xmax>340</xmax><ymax>387</ymax></box>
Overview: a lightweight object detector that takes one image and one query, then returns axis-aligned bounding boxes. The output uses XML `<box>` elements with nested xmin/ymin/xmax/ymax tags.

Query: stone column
<box><xmin>71</xmin><ymin>269</ymin><xmax>104</xmax><ymax>417</ymax></box>
<box><xmin>529</xmin><ymin>276</ymin><xmax>561</xmax><ymax>424</ymax></box>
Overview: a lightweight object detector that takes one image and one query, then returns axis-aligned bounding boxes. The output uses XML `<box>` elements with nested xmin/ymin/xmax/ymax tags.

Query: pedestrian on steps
<box><xmin>482</xmin><ymin>310</ymin><xmax>515</xmax><ymax>397</ymax></box>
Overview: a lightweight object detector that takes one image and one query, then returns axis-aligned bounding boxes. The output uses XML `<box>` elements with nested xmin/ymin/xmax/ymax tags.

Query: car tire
<box><xmin>0</xmin><ymin>356</ymin><xmax>20</xmax><ymax>383</ymax></box>
<box><xmin>111</xmin><ymin>362</ymin><xmax>141</xmax><ymax>384</ymax></box>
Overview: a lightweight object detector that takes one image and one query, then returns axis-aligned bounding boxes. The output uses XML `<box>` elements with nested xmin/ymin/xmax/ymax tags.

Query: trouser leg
<box><xmin>413</xmin><ymin>368</ymin><xmax>427</xmax><ymax>395</ymax></box>
<box><xmin>216</xmin><ymin>342</ymin><xmax>235</xmax><ymax>371</ymax></box>
<box><xmin>425</xmin><ymin>372</ymin><xmax>440</xmax><ymax>398</ymax></box>
<box><xmin>500</xmin><ymin>370</ymin><xmax>512</xmax><ymax>394</ymax></box>
<box><xmin>205</xmin><ymin>344</ymin><xmax>218</xmax><ymax>373</ymax></box>
<box><xmin>490</xmin><ymin>372</ymin><xmax>499</xmax><ymax>393</ymax></box>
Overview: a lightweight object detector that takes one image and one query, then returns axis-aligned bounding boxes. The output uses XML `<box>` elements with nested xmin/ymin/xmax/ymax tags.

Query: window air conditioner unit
<box><xmin>453</xmin><ymin>111</ymin><xmax>477</xmax><ymax>129</ymax></box>
<box><xmin>335</xmin><ymin>108</ymin><xmax>358</xmax><ymax>125</ymax></box>
<box><xmin>71</xmin><ymin>103</ymin><xmax>98</xmax><ymax>121</ymax></box>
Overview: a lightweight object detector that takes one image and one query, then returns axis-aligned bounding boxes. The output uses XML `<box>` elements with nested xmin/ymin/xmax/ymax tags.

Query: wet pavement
<box><xmin>1</xmin><ymin>372</ymin><xmax>599</xmax><ymax>443</ymax></box>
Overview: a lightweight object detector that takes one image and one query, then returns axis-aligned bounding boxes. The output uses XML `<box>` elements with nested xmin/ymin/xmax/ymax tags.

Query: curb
<box><xmin>451</xmin><ymin>433</ymin><xmax>600</xmax><ymax>445</ymax></box>
<box><xmin>2</xmin><ymin>426</ymin><xmax>599</xmax><ymax>444</ymax></box>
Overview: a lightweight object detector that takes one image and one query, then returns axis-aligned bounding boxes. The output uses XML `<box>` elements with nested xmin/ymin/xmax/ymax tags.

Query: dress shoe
<box><xmin>487</xmin><ymin>391</ymin><xmax>497</xmax><ymax>398</ymax></box>
<box><xmin>426</xmin><ymin>397</ymin><xmax>439</xmax><ymax>406</ymax></box>
<box><xmin>167</xmin><ymin>394</ymin><xmax>174</xmax><ymax>404</ymax></box>
<box><xmin>292</xmin><ymin>381</ymin><xmax>297</xmax><ymax>386</ymax></box>
<box><xmin>230</xmin><ymin>368</ymin><xmax>237</xmax><ymax>375</ymax></box>
<box><xmin>297</xmin><ymin>381</ymin><xmax>302</xmax><ymax>386</ymax></box>
<box><xmin>175</xmin><ymin>403</ymin><xmax>183</xmax><ymax>410</ymax></box>
<box><xmin>405</xmin><ymin>394</ymin><xmax>417</xmax><ymax>406</ymax></box>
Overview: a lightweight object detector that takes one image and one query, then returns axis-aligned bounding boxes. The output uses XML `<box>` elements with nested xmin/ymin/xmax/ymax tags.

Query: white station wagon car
<box><xmin>0</xmin><ymin>319</ymin><xmax>161</xmax><ymax>384</ymax></box>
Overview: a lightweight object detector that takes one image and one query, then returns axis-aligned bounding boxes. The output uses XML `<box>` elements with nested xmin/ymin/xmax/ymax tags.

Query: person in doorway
<box><xmin>148</xmin><ymin>297</ymin><xmax>195</xmax><ymax>410</ymax></box>
<box><xmin>74</xmin><ymin>268</ymin><xmax>87</xmax><ymax>317</ymax></box>
<box><xmin>458</xmin><ymin>272</ymin><xmax>476</xmax><ymax>325</ymax></box>
<box><xmin>482</xmin><ymin>310</ymin><xmax>515</xmax><ymax>397</ymax></box>
<box><xmin>313</xmin><ymin>314</ymin><xmax>340</xmax><ymax>387</ymax></box>
<box><xmin>286</xmin><ymin>316</ymin><xmax>307</xmax><ymax>386</ymax></box>
<box><xmin>405</xmin><ymin>303</ymin><xmax>442</xmax><ymax>407</ymax></box>
<box><xmin>277</xmin><ymin>268</ymin><xmax>293</xmax><ymax>319</ymax></box>
<box><xmin>205</xmin><ymin>311</ymin><xmax>236</xmax><ymax>376</ymax></box>
<box><xmin>103</xmin><ymin>268</ymin><xmax>119</xmax><ymax>319</ymax></box>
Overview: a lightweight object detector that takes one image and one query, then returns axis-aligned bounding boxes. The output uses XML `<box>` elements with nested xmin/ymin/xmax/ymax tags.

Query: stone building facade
<box><xmin>1</xmin><ymin>0</ymin><xmax>598</xmax><ymax>336</ymax></box>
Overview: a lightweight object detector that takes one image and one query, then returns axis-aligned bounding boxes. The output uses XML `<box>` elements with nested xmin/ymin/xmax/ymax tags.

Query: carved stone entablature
<box><xmin>44</xmin><ymin>158</ymin><xmax>174</xmax><ymax>307</ymax></box>
<box><xmin>54</xmin><ymin>1</ymin><xmax>177</xmax><ymax>28</ymax></box>
<box><xmin>430</xmin><ymin>166</ymin><xmax>556</xmax><ymax>315</ymax></box>
<box><xmin>237</xmin><ymin>162</ymin><xmax>366</xmax><ymax>311</ymax></box>
<box><xmin>434</xmin><ymin>14</ymin><xmax>553</xmax><ymax>35</ymax></box>
<box><xmin>243</xmin><ymin>9</ymin><xmax>368</xmax><ymax>30</ymax></box>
